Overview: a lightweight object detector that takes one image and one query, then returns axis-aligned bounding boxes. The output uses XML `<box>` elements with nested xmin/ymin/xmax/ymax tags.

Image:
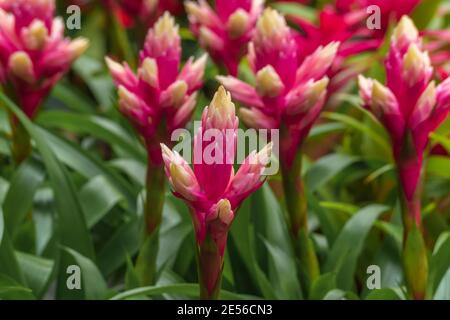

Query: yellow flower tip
<box><xmin>139</xmin><ymin>57</ymin><xmax>158</xmax><ymax>88</ymax></box>
<box><xmin>8</xmin><ymin>51</ymin><xmax>34</xmax><ymax>84</ymax></box>
<box><xmin>24</xmin><ymin>20</ymin><xmax>48</xmax><ymax>50</ymax></box>
<box><xmin>185</xmin><ymin>1</ymin><xmax>200</xmax><ymax>17</ymax></box>
<box><xmin>209</xmin><ymin>85</ymin><xmax>235</xmax><ymax>119</ymax></box>
<box><xmin>105</xmin><ymin>56</ymin><xmax>124</xmax><ymax>74</ymax></box>
<box><xmin>170</xmin><ymin>163</ymin><xmax>193</xmax><ymax>195</ymax></box>
<box><xmin>118</xmin><ymin>86</ymin><xmax>138</xmax><ymax>110</ymax></box>
<box><xmin>256</xmin><ymin>142</ymin><xmax>273</xmax><ymax>166</ymax></box>
<box><xmin>68</xmin><ymin>37</ymin><xmax>89</xmax><ymax>60</ymax></box>
<box><xmin>417</xmin><ymin>81</ymin><xmax>436</xmax><ymax>109</ymax></box>
<box><xmin>169</xmin><ymin>80</ymin><xmax>188</xmax><ymax>107</ymax></box>
<box><xmin>227</xmin><ymin>9</ymin><xmax>249</xmax><ymax>39</ymax></box>
<box><xmin>154</xmin><ymin>12</ymin><xmax>179</xmax><ymax>40</ymax></box>
<box><xmin>403</xmin><ymin>44</ymin><xmax>430</xmax><ymax>85</ymax></box>
<box><xmin>217</xmin><ymin>199</ymin><xmax>233</xmax><ymax>225</ymax></box>
<box><xmin>310</xmin><ymin>77</ymin><xmax>329</xmax><ymax>95</ymax></box>
<box><xmin>256</xmin><ymin>65</ymin><xmax>284</xmax><ymax>97</ymax></box>
<box><xmin>192</xmin><ymin>53</ymin><xmax>208</xmax><ymax>74</ymax></box>
<box><xmin>257</xmin><ymin>8</ymin><xmax>287</xmax><ymax>40</ymax></box>
<box><xmin>160</xmin><ymin>143</ymin><xmax>174</xmax><ymax>160</ymax></box>
<box><xmin>319</xmin><ymin>42</ymin><xmax>340</xmax><ymax>61</ymax></box>
<box><xmin>393</xmin><ymin>15</ymin><xmax>419</xmax><ymax>46</ymax></box>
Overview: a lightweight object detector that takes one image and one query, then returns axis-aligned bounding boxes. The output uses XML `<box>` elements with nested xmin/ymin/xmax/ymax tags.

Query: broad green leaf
<box><xmin>324</xmin><ymin>204</ymin><xmax>389</xmax><ymax>290</ymax></box>
<box><xmin>80</xmin><ymin>175</ymin><xmax>125</xmax><ymax>228</ymax></box>
<box><xmin>433</xmin><ymin>269</ymin><xmax>450</xmax><ymax>300</ymax></box>
<box><xmin>3</xmin><ymin>158</ymin><xmax>45</xmax><ymax>235</ymax></box>
<box><xmin>16</xmin><ymin>251</ymin><xmax>54</xmax><ymax>298</ymax></box>
<box><xmin>366</xmin><ymin>288</ymin><xmax>403</xmax><ymax>300</ymax></box>
<box><xmin>37</xmin><ymin>111</ymin><xmax>145</xmax><ymax>161</ymax></box>
<box><xmin>305</xmin><ymin>153</ymin><xmax>359</xmax><ymax>191</ymax></box>
<box><xmin>271</xmin><ymin>2</ymin><xmax>317</xmax><ymax>23</ymax></box>
<box><xmin>61</xmin><ymin>247</ymin><xmax>109</xmax><ymax>300</ymax></box>
<box><xmin>310</xmin><ymin>273</ymin><xmax>337</xmax><ymax>300</ymax></box>
<box><xmin>0</xmin><ymin>93</ymin><xmax>95</xmax><ymax>292</ymax></box>
<box><xmin>427</xmin><ymin>156</ymin><xmax>450</xmax><ymax>178</ymax></box>
<box><xmin>412</xmin><ymin>0</ymin><xmax>443</xmax><ymax>29</ymax></box>
<box><xmin>0</xmin><ymin>208</ymin><xmax>25</xmax><ymax>284</ymax></box>
<box><xmin>110</xmin><ymin>283</ymin><xmax>258</xmax><ymax>300</ymax></box>
<box><xmin>428</xmin><ymin>232</ymin><xmax>450</xmax><ymax>297</ymax></box>
<box><xmin>0</xmin><ymin>274</ymin><xmax>35</xmax><ymax>300</ymax></box>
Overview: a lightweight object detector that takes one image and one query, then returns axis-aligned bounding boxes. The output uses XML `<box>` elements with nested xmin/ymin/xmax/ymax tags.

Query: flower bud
<box><xmin>392</xmin><ymin>16</ymin><xmax>419</xmax><ymax>52</ymax></box>
<box><xmin>139</xmin><ymin>57</ymin><xmax>159</xmax><ymax>88</ymax></box>
<box><xmin>118</xmin><ymin>86</ymin><xmax>140</xmax><ymax>111</ymax></box>
<box><xmin>216</xmin><ymin>199</ymin><xmax>233</xmax><ymax>225</ymax></box>
<box><xmin>227</xmin><ymin>9</ymin><xmax>249</xmax><ymax>39</ymax></box>
<box><xmin>410</xmin><ymin>82</ymin><xmax>437</xmax><ymax>128</ymax></box>
<box><xmin>255</xmin><ymin>8</ymin><xmax>289</xmax><ymax>46</ymax></box>
<box><xmin>160</xmin><ymin>80</ymin><xmax>188</xmax><ymax>107</ymax></box>
<box><xmin>256</xmin><ymin>65</ymin><xmax>284</xmax><ymax>97</ymax></box>
<box><xmin>371</xmin><ymin>80</ymin><xmax>400</xmax><ymax>115</ymax></box>
<box><xmin>205</xmin><ymin>86</ymin><xmax>236</xmax><ymax>130</ymax></box>
<box><xmin>22</xmin><ymin>20</ymin><xmax>48</xmax><ymax>50</ymax></box>
<box><xmin>402</xmin><ymin>44</ymin><xmax>431</xmax><ymax>87</ymax></box>
<box><xmin>169</xmin><ymin>162</ymin><xmax>197</xmax><ymax>201</ymax></box>
<box><xmin>67</xmin><ymin>37</ymin><xmax>89</xmax><ymax>60</ymax></box>
<box><xmin>8</xmin><ymin>51</ymin><xmax>35</xmax><ymax>84</ymax></box>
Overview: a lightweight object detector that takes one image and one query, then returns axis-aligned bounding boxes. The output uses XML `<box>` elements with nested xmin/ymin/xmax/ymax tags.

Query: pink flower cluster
<box><xmin>359</xmin><ymin>16</ymin><xmax>450</xmax><ymax>222</ymax></box>
<box><xmin>107</xmin><ymin>13</ymin><xmax>207</xmax><ymax>164</ymax></box>
<box><xmin>186</xmin><ymin>0</ymin><xmax>264</xmax><ymax>76</ymax></box>
<box><xmin>219</xmin><ymin>9</ymin><xmax>338</xmax><ymax>168</ymax></box>
<box><xmin>0</xmin><ymin>0</ymin><xmax>88</xmax><ymax>117</ymax></box>
<box><xmin>161</xmin><ymin>86</ymin><xmax>272</xmax><ymax>257</ymax></box>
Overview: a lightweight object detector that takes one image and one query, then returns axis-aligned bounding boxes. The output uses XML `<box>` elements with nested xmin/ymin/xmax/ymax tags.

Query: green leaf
<box><xmin>324</xmin><ymin>204</ymin><xmax>389</xmax><ymax>290</ymax></box>
<box><xmin>365</xmin><ymin>288</ymin><xmax>403</xmax><ymax>300</ymax></box>
<box><xmin>110</xmin><ymin>283</ymin><xmax>258</xmax><ymax>300</ymax></box>
<box><xmin>0</xmin><ymin>93</ymin><xmax>95</xmax><ymax>284</ymax></box>
<box><xmin>428</xmin><ymin>232</ymin><xmax>450</xmax><ymax>297</ymax></box>
<box><xmin>3</xmin><ymin>157</ymin><xmax>45</xmax><ymax>235</ymax></box>
<box><xmin>412</xmin><ymin>0</ymin><xmax>443</xmax><ymax>29</ymax></box>
<box><xmin>427</xmin><ymin>156</ymin><xmax>450</xmax><ymax>178</ymax></box>
<box><xmin>61</xmin><ymin>247</ymin><xmax>109</xmax><ymax>300</ymax></box>
<box><xmin>271</xmin><ymin>2</ymin><xmax>317</xmax><ymax>23</ymax></box>
<box><xmin>16</xmin><ymin>251</ymin><xmax>54</xmax><ymax>298</ymax></box>
<box><xmin>0</xmin><ymin>208</ymin><xmax>25</xmax><ymax>284</ymax></box>
<box><xmin>0</xmin><ymin>274</ymin><xmax>35</xmax><ymax>300</ymax></box>
<box><xmin>433</xmin><ymin>269</ymin><xmax>450</xmax><ymax>300</ymax></box>
<box><xmin>36</xmin><ymin>111</ymin><xmax>145</xmax><ymax>161</ymax></box>
<box><xmin>80</xmin><ymin>175</ymin><xmax>125</xmax><ymax>228</ymax></box>
<box><xmin>310</xmin><ymin>273</ymin><xmax>337</xmax><ymax>300</ymax></box>
<box><xmin>305</xmin><ymin>153</ymin><xmax>359</xmax><ymax>191</ymax></box>
<box><xmin>323</xmin><ymin>111</ymin><xmax>391</xmax><ymax>155</ymax></box>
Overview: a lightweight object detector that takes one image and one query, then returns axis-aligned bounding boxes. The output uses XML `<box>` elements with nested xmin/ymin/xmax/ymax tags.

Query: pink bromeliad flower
<box><xmin>186</xmin><ymin>0</ymin><xmax>264</xmax><ymax>76</ymax></box>
<box><xmin>218</xmin><ymin>8</ymin><xmax>339</xmax><ymax>284</ymax></box>
<box><xmin>106</xmin><ymin>13</ymin><xmax>207</xmax><ymax>165</ymax></box>
<box><xmin>359</xmin><ymin>16</ymin><xmax>450</xmax><ymax>299</ymax></box>
<box><xmin>218</xmin><ymin>8</ymin><xmax>338</xmax><ymax>169</ymax></box>
<box><xmin>161</xmin><ymin>86</ymin><xmax>272</xmax><ymax>299</ymax></box>
<box><xmin>359</xmin><ymin>16</ymin><xmax>450</xmax><ymax>223</ymax></box>
<box><xmin>106</xmin><ymin>13</ymin><xmax>206</xmax><ymax>285</ymax></box>
<box><xmin>0</xmin><ymin>0</ymin><xmax>88</xmax><ymax>118</ymax></box>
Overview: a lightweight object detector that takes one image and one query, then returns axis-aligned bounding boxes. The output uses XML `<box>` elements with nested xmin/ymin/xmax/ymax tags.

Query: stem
<box><xmin>280</xmin><ymin>144</ymin><xmax>320</xmax><ymax>291</ymax></box>
<box><xmin>135</xmin><ymin>160</ymin><xmax>165</xmax><ymax>286</ymax></box>
<box><xmin>398</xmin><ymin>167</ymin><xmax>428</xmax><ymax>300</ymax></box>
<box><xmin>197</xmin><ymin>233</ymin><xmax>223</xmax><ymax>300</ymax></box>
<box><xmin>10</xmin><ymin>117</ymin><xmax>31</xmax><ymax>165</ymax></box>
